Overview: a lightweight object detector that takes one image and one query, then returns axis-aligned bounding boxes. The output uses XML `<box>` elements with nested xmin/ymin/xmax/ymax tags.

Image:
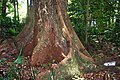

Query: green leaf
<box><xmin>48</xmin><ymin>69</ymin><xmax>55</xmax><ymax>80</ymax></box>
<box><xmin>14</xmin><ymin>45</ymin><xmax>24</xmax><ymax>64</ymax></box>
<box><xmin>14</xmin><ymin>55</ymin><xmax>24</xmax><ymax>64</ymax></box>
<box><xmin>0</xmin><ymin>58</ymin><xmax>7</xmax><ymax>64</ymax></box>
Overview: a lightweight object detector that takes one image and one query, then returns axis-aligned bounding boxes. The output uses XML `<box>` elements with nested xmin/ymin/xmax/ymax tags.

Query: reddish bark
<box><xmin>0</xmin><ymin>0</ymin><xmax>94</xmax><ymax>66</ymax></box>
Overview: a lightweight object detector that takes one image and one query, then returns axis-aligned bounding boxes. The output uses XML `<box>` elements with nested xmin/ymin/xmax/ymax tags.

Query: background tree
<box><xmin>0</xmin><ymin>0</ymin><xmax>23</xmax><ymax>42</ymax></box>
<box><xmin>68</xmin><ymin>0</ymin><xmax>120</xmax><ymax>51</ymax></box>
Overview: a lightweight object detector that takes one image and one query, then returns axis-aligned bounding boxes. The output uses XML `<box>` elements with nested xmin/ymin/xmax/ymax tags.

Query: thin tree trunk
<box><xmin>2</xmin><ymin>0</ymin><xmax>7</xmax><ymax>17</ymax></box>
<box><xmin>13</xmin><ymin>0</ymin><xmax>16</xmax><ymax>21</ymax></box>
<box><xmin>27</xmin><ymin>0</ymin><xmax>29</xmax><ymax>17</ymax></box>
<box><xmin>85</xmin><ymin>0</ymin><xmax>90</xmax><ymax>45</ymax></box>
<box><xmin>16</xmin><ymin>0</ymin><xmax>19</xmax><ymax>21</ymax></box>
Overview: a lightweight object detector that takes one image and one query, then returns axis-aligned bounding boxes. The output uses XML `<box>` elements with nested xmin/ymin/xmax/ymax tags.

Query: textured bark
<box><xmin>31</xmin><ymin>0</ymin><xmax>71</xmax><ymax>65</ymax></box>
<box><xmin>29</xmin><ymin>0</ymin><xmax>94</xmax><ymax>66</ymax></box>
<box><xmin>0</xmin><ymin>0</ymin><xmax>94</xmax><ymax>67</ymax></box>
<box><xmin>16</xmin><ymin>6</ymin><xmax>35</xmax><ymax>56</ymax></box>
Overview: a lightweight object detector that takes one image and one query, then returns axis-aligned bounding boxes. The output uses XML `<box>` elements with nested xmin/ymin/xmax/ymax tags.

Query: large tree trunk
<box><xmin>21</xmin><ymin>0</ymin><xmax>93</xmax><ymax>66</ymax></box>
<box><xmin>0</xmin><ymin>0</ymin><xmax>94</xmax><ymax>79</ymax></box>
<box><xmin>16</xmin><ymin>0</ymin><xmax>94</xmax><ymax>65</ymax></box>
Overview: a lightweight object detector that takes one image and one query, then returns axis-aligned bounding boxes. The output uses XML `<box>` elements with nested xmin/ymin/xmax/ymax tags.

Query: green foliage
<box><xmin>0</xmin><ymin>46</ymin><xmax>24</xmax><ymax>80</ymax></box>
<box><xmin>0</xmin><ymin>45</ymin><xmax>38</xmax><ymax>80</ymax></box>
<box><xmin>47</xmin><ymin>69</ymin><xmax>67</xmax><ymax>80</ymax></box>
<box><xmin>3</xmin><ymin>63</ymin><xmax>21</xmax><ymax>80</ymax></box>
<box><xmin>48</xmin><ymin>69</ymin><xmax>55</xmax><ymax>80</ymax></box>
<box><xmin>0</xmin><ymin>16</ymin><xmax>23</xmax><ymax>37</ymax></box>
<box><xmin>68</xmin><ymin>0</ymin><xmax>86</xmax><ymax>44</ymax></box>
<box><xmin>68</xmin><ymin>0</ymin><xmax>120</xmax><ymax>47</ymax></box>
<box><xmin>14</xmin><ymin>45</ymin><xmax>24</xmax><ymax>64</ymax></box>
<box><xmin>0</xmin><ymin>58</ymin><xmax>7</xmax><ymax>65</ymax></box>
<box><xmin>112</xmin><ymin>18</ymin><xmax>120</xmax><ymax>47</ymax></box>
<box><xmin>0</xmin><ymin>0</ymin><xmax>24</xmax><ymax>39</ymax></box>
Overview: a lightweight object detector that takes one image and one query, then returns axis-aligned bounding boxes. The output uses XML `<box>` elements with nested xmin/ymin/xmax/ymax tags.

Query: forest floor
<box><xmin>0</xmin><ymin>40</ymin><xmax>120</xmax><ymax>80</ymax></box>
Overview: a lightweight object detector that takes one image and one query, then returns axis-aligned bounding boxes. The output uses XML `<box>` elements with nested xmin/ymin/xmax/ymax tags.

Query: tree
<box><xmin>23</xmin><ymin>0</ymin><xmax>93</xmax><ymax>64</ymax></box>
<box><xmin>1</xmin><ymin>0</ymin><xmax>94</xmax><ymax>79</ymax></box>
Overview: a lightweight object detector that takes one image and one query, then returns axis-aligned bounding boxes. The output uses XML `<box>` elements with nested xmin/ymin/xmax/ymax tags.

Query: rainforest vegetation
<box><xmin>0</xmin><ymin>0</ymin><xmax>120</xmax><ymax>80</ymax></box>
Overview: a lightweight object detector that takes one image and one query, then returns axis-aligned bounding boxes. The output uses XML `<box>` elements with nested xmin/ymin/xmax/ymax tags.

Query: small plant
<box><xmin>48</xmin><ymin>68</ymin><xmax>55</xmax><ymax>80</ymax></box>
<box><xmin>48</xmin><ymin>68</ymin><xmax>65</xmax><ymax>80</ymax></box>
<box><xmin>0</xmin><ymin>45</ymin><xmax>24</xmax><ymax>80</ymax></box>
<box><xmin>14</xmin><ymin>45</ymin><xmax>24</xmax><ymax>64</ymax></box>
